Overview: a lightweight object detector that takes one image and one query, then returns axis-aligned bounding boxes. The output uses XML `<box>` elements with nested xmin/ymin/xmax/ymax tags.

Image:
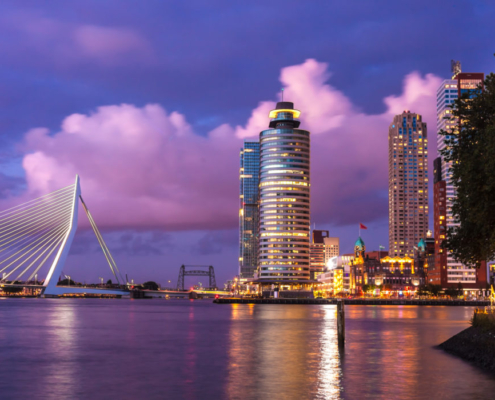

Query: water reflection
<box><xmin>317</xmin><ymin>306</ymin><xmax>343</xmax><ymax>399</ymax></box>
<box><xmin>226</xmin><ymin>305</ymin><xmax>343</xmax><ymax>399</ymax></box>
<box><xmin>1</xmin><ymin>300</ymin><xmax>495</xmax><ymax>399</ymax></box>
<box><xmin>41</xmin><ymin>302</ymin><xmax>80</xmax><ymax>396</ymax></box>
<box><xmin>342</xmin><ymin>306</ymin><xmax>495</xmax><ymax>399</ymax></box>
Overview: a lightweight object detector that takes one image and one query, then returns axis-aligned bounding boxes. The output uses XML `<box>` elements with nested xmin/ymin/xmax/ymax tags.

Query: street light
<box><xmin>99</xmin><ymin>277</ymin><xmax>104</xmax><ymax>286</ymax></box>
<box><xmin>35</xmin><ymin>274</ymin><xmax>38</xmax><ymax>285</ymax></box>
<box><xmin>67</xmin><ymin>276</ymin><xmax>71</xmax><ymax>287</ymax></box>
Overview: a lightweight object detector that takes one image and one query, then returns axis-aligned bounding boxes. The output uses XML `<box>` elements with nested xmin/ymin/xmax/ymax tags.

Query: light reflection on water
<box><xmin>0</xmin><ymin>300</ymin><xmax>494</xmax><ymax>400</ymax></box>
<box><xmin>316</xmin><ymin>306</ymin><xmax>342</xmax><ymax>399</ymax></box>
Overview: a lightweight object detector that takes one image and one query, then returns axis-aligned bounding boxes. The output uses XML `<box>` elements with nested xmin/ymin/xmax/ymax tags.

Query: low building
<box><xmin>317</xmin><ymin>266</ymin><xmax>352</xmax><ymax>296</ymax></box>
<box><xmin>319</xmin><ymin>237</ymin><xmax>426</xmax><ymax>297</ymax></box>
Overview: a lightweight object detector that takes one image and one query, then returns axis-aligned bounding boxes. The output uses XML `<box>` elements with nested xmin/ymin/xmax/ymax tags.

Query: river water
<box><xmin>0</xmin><ymin>299</ymin><xmax>493</xmax><ymax>399</ymax></box>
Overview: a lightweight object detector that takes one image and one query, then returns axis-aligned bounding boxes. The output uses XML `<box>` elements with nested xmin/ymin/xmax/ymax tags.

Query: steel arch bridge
<box><xmin>0</xmin><ymin>175</ymin><xmax>128</xmax><ymax>296</ymax></box>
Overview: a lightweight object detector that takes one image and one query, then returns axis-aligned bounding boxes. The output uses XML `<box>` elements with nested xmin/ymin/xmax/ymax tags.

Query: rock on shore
<box><xmin>439</xmin><ymin>326</ymin><xmax>495</xmax><ymax>372</ymax></box>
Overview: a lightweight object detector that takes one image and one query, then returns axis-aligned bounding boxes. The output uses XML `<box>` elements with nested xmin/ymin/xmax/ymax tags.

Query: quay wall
<box><xmin>439</xmin><ymin>326</ymin><xmax>495</xmax><ymax>373</ymax></box>
<box><xmin>214</xmin><ymin>298</ymin><xmax>490</xmax><ymax>306</ymax></box>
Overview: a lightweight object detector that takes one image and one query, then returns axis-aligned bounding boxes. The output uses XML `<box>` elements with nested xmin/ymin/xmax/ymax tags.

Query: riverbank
<box><xmin>214</xmin><ymin>298</ymin><xmax>489</xmax><ymax>306</ymax></box>
<box><xmin>439</xmin><ymin>326</ymin><xmax>495</xmax><ymax>373</ymax></box>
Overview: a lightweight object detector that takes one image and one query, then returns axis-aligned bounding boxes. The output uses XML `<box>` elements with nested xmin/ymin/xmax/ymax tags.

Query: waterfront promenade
<box><xmin>215</xmin><ymin>298</ymin><xmax>490</xmax><ymax>306</ymax></box>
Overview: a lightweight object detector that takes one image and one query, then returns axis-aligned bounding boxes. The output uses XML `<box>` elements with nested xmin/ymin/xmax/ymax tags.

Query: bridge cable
<box><xmin>0</xmin><ymin>201</ymin><xmax>72</xmax><ymax>244</ymax></box>
<box><xmin>0</xmin><ymin>184</ymin><xmax>75</xmax><ymax>218</ymax></box>
<box><xmin>79</xmin><ymin>196</ymin><xmax>123</xmax><ymax>285</ymax></box>
<box><xmin>0</xmin><ymin>221</ymin><xmax>70</xmax><ymax>271</ymax></box>
<box><xmin>1</xmin><ymin>222</ymin><xmax>71</xmax><ymax>281</ymax></box>
<box><xmin>0</xmin><ymin>206</ymin><xmax>73</xmax><ymax>252</ymax></box>
<box><xmin>0</xmin><ymin>193</ymin><xmax>73</xmax><ymax>228</ymax></box>
<box><xmin>13</xmin><ymin>223</ymin><xmax>72</xmax><ymax>282</ymax></box>
<box><xmin>0</xmin><ymin>185</ymin><xmax>75</xmax><ymax>284</ymax></box>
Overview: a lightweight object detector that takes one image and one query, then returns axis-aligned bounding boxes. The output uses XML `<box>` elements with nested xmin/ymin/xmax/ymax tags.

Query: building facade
<box><xmin>431</xmin><ymin>156</ymin><xmax>447</xmax><ymax>285</ymax></box>
<box><xmin>424</xmin><ymin>235</ymin><xmax>435</xmax><ymax>283</ymax></box>
<box><xmin>258</xmin><ymin>102</ymin><xmax>311</xmax><ymax>281</ymax></box>
<box><xmin>388</xmin><ymin>111</ymin><xmax>429</xmax><ymax>258</ymax></box>
<box><xmin>324</xmin><ymin>237</ymin><xmax>339</xmax><ymax>264</ymax></box>
<box><xmin>310</xmin><ymin>230</ymin><xmax>328</xmax><ymax>279</ymax></box>
<box><xmin>239</xmin><ymin>141</ymin><xmax>260</xmax><ymax>279</ymax></box>
<box><xmin>353</xmin><ymin>237</ymin><xmax>424</xmax><ymax>295</ymax></box>
<box><xmin>434</xmin><ymin>64</ymin><xmax>486</xmax><ymax>288</ymax></box>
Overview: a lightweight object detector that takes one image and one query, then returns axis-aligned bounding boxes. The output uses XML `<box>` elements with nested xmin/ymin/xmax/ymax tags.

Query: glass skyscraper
<box><xmin>239</xmin><ymin>141</ymin><xmax>260</xmax><ymax>279</ymax></box>
<box><xmin>258</xmin><ymin>101</ymin><xmax>311</xmax><ymax>281</ymax></box>
<box><xmin>388</xmin><ymin>111</ymin><xmax>429</xmax><ymax>258</ymax></box>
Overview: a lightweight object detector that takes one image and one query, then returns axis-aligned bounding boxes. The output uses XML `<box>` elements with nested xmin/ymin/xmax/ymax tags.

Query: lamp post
<box><xmin>35</xmin><ymin>274</ymin><xmax>38</xmax><ymax>285</ymax></box>
<box><xmin>99</xmin><ymin>277</ymin><xmax>103</xmax><ymax>286</ymax></box>
<box><xmin>67</xmin><ymin>276</ymin><xmax>71</xmax><ymax>287</ymax></box>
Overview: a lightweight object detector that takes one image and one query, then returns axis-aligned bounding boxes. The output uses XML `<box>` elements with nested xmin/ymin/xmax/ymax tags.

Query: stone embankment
<box><xmin>214</xmin><ymin>298</ymin><xmax>489</xmax><ymax>306</ymax></box>
<box><xmin>439</xmin><ymin>325</ymin><xmax>495</xmax><ymax>373</ymax></box>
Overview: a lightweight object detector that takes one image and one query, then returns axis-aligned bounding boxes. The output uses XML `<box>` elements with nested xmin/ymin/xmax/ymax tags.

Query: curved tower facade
<box><xmin>258</xmin><ymin>101</ymin><xmax>311</xmax><ymax>281</ymax></box>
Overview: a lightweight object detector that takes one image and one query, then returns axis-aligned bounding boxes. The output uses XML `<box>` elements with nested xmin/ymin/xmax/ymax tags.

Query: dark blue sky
<box><xmin>0</xmin><ymin>0</ymin><xmax>493</xmax><ymax>285</ymax></box>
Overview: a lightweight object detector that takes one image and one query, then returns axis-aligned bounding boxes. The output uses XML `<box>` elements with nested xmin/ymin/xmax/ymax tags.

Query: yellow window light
<box><xmin>268</xmin><ymin>109</ymin><xmax>301</xmax><ymax>118</ymax></box>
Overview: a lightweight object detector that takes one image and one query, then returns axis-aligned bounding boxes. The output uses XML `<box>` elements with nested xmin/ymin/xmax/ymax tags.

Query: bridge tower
<box><xmin>176</xmin><ymin>265</ymin><xmax>217</xmax><ymax>290</ymax></box>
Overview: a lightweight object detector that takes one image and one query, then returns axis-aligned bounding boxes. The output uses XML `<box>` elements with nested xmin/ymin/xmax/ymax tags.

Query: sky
<box><xmin>0</xmin><ymin>0</ymin><xmax>494</xmax><ymax>287</ymax></box>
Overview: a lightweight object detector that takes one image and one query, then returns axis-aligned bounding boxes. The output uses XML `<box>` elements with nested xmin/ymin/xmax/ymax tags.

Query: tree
<box><xmin>142</xmin><ymin>281</ymin><xmax>159</xmax><ymax>291</ymax></box>
<box><xmin>439</xmin><ymin>71</ymin><xmax>495</xmax><ymax>268</ymax></box>
<box><xmin>106</xmin><ymin>279</ymin><xmax>113</xmax><ymax>285</ymax></box>
<box><xmin>416</xmin><ymin>285</ymin><xmax>429</xmax><ymax>296</ymax></box>
<box><xmin>427</xmin><ymin>284</ymin><xmax>442</xmax><ymax>297</ymax></box>
<box><xmin>58</xmin><ymin>278</ymin><xmax>76</xmax><ymax>286</ymax></box>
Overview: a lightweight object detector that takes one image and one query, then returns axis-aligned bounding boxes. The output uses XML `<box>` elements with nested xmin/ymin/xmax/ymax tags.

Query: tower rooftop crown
<box><xmin>268</xmin><ymin>101</ymin><xmax>301</xmax><ymax>119</ymax></box>
<box><xmin>355</xmin><ymin>237</ymin><xmax>365</xmax><ymax>249</ymax></box>
<box><xmin>276</xmin><ymin>101</ymin><xmax>294</xmax><ymax>109</ymax></box>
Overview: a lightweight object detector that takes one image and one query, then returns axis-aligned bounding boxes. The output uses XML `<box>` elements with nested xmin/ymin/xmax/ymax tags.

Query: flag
<box><xmin>379</xmin><ymin>245</ymin><xmax>385</xmax><ymax>250</ymax></box>
<box><xmin>359</xmin><ymin>223</ymin><xmax>368</xmax><ymax>230</ymax></box>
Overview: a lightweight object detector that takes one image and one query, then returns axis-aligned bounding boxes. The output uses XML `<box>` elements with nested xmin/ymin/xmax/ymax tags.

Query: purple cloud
<box><xmin>4</xmin><ymin>59</ymin><xmax>440</xmax><ymax>234</ymax></box>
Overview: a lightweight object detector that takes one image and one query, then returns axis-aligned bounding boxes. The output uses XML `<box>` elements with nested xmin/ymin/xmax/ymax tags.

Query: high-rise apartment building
<box><xmin>310</xmin><ymin>230</ymin><xmax>328</xmax><ymax>279</ymax></box>
<box><xmin>258</xmin><ymin>101</ymin><xmax>311</xmax><ymax>281</ymax></box>
<box><xmin>239</xmin><ymin>141</ymin><xmax>260</xmax><ymax>279</ymax></box>
<box><xmin>433</xmin><ymin>63</ymin><xmax>486</xmax><ymax>288</ymax></box>
<box><xmin>388</xmin><ymin>111</ymin><xmax>429</xmax><ymax>257</ymax></box>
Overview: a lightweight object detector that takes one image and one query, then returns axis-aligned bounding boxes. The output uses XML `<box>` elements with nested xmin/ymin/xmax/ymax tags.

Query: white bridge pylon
<box><xmin>0</xmin><ymin>175</ymin><xmax>127</xmax><ymax>296</ymax></box>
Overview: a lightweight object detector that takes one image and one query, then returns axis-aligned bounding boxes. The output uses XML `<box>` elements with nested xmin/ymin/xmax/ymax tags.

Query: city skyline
<box><xmin>0</xmin><ymin>1</ymin><xmax>494</xmax><ymax>285</ymax></box>
<box><xmin>1</xmin><ymin>3</ymin><xmax>495</xmax><ymax>398</ymax></box>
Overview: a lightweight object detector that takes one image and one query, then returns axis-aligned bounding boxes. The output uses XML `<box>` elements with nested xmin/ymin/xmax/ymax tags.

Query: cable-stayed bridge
<box><xmin>0</xmin><ymin>176</ymin><xmax>128</xmax><ymax>297</ymax></box>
